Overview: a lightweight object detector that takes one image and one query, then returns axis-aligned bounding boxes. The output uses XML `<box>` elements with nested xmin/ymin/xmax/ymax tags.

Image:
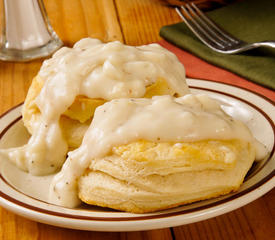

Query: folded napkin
<box><xmin>160</xmin><ymin>0</ymin><xmax>275</xmax><ymax>91</ymax></box>
<box><xmin>159</xmin><ymin>40</ymin><xmax>275</xmax><ymax>101</ymax></box>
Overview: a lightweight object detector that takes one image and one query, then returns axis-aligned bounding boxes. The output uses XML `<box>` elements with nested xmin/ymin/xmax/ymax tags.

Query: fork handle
<box><xmin>256</xmin><ymin>41</ymin><xmax>275</xmax><ymax>49</ymax></box>
<box><xmin>241</xmin><ymin>41</ymin><xmax>275</xmax><ymax>53</ymax></box>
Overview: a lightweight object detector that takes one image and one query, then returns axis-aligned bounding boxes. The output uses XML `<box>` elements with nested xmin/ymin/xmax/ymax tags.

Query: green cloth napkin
<box><xmin>160</xmin><ymin>0</ymin><xmax>275</xmax><ymax>90</ymax></box>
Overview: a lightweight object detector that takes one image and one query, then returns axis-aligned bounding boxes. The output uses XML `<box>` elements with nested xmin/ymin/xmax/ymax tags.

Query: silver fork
<box><xmin>175</xmin><ymin>3</ymin><xmax>275</xmax><ymax>54</ymax></box>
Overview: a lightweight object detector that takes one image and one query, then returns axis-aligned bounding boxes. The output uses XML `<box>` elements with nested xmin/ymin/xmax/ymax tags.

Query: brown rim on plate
<box><xmin>188</xmin><ymin>78</ymin><xmax>275</xmax><ymax>105</ymax></box>
<box><xmin>0</xmin><ymin>83</ymin><xmax>274</xmax><ymax>222</ymax></box>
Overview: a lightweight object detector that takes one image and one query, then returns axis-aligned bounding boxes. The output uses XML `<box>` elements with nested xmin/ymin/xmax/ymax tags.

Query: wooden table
<box><xmin>0</xmin><ymin>0</ymin><xmax>274</xmax><ymax>239</ymax></box>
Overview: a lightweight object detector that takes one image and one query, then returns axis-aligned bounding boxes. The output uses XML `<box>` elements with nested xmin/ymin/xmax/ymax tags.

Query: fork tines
<box><xmin>175</xmin><ymin>3</ymin><xmax>243</xmax><ymax>52</ymax></box>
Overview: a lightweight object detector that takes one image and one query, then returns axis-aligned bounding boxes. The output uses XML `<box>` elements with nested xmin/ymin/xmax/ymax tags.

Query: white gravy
<box><xmin>1</xmin><ymin>38</ymin><xmax>189</xmax><ymax>175</ymax></box>
<box><xmin>48</xmin><ymin>94</ymin><xmax>268</xmax><ymax>208</ymax></box>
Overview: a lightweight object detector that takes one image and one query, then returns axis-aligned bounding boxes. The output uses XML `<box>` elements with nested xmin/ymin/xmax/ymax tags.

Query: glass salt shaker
<box><xmin>0</xmin><ymin>0</ymin><xmax>62</xmax><ymax>61</ymax></box>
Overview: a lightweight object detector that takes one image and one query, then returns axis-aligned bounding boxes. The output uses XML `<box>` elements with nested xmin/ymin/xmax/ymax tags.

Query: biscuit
<box><xmin>78</xmin><ymin>139</ymin><xmax>255</xmax><ymax>213</ymax></box>
<box><xmin>22</xmin><ymin>76</ymin><xmax>179</xmax><ymax>149</ymax></box>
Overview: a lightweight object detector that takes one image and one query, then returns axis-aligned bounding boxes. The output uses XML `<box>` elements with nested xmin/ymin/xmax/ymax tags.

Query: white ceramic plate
<box><xmin>0</xmin><ymin>79</ymin><xmax>274</xmax><ymax>232</ymax></box>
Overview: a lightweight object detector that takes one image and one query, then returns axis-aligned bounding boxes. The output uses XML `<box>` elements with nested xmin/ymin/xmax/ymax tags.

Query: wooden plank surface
<box><xmin>0</xmin><ymin>0</ymin><xmax>274</xmax><ymax>239</ymax></box>
<box><xmin>173</xmin><ymin>190</ymin><xmax>275</xmax><ymax>240</ymax></box>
